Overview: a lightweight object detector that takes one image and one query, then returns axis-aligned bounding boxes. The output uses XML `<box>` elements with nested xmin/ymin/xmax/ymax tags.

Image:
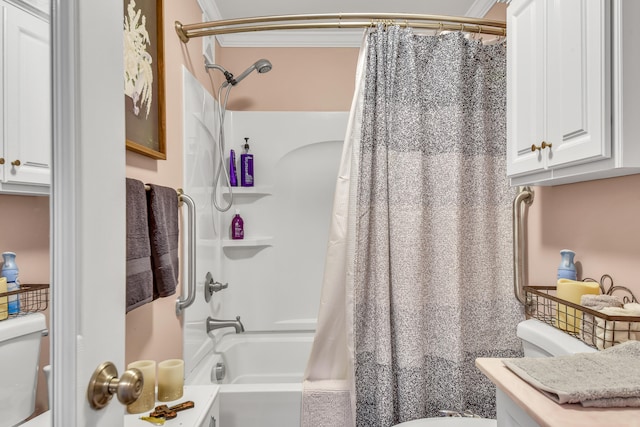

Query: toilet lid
<box><xmin>394</xmin><ymin>418</ymin><xmax>497</xmax><ymax>427</ymax></box>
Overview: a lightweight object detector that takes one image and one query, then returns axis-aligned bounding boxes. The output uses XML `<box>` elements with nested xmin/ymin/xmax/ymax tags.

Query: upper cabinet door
<box><xmin>3</xmin><ymin>3</ymin><xmax>50</xmax><ymax>191</ymax></box>
<box><xmin>545</xmin><ymin>0</ymin><xmax>610</xmax><ymax>168</ymax></box>
<box><xmin>506</xmin><ymin>0</ymin><xmax>546</xmax><ymax>177</ymax></box>
<box><xmin>505</xmin><ymin>0</ymin><xmax>640</xmax><ymax>186</ymax></box>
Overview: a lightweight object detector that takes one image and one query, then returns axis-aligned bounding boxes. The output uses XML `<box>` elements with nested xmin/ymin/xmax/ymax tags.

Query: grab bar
<box><xmin>176</xmin><ymin>190</ymin><xmax>196</xmax><ymax>316</ymax></box>
<box><xmin>513</xmin><ymin>186</ymin><xmax>534</xmax><ymax>305</ymax></box>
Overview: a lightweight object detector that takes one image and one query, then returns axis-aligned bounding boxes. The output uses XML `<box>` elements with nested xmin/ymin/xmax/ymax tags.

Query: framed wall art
<box><xmin>123</xmin><ymin>0</ymin><xmax>166</xmax><ymax>159</ymax></box>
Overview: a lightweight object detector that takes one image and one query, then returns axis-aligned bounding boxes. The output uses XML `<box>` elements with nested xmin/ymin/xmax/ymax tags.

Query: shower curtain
<box><xmin>303</xmin><ymin>26</ymin><xmax>523</xmax><ymax>427</ymax></box>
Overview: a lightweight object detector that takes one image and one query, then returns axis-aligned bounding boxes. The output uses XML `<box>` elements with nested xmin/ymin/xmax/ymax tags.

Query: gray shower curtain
<box><xmin>353</xmin><ymin>27</ymin><xmax>523</xmax><ymax>425</ymax></box>
<box><xmin>302</xmin><ymin>26</ymin><xmax>524</xmax><ymax>427</ymax></box>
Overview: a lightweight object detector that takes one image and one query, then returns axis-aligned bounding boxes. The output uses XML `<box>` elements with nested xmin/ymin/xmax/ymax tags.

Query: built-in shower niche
<box><xmin>218</xmin><ymin>111</ymin><xmax>348</xmax><ymax>332</ymax></box>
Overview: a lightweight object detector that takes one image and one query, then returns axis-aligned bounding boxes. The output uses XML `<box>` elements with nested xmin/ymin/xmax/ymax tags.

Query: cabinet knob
<box><xmin>530</xmin><ymin>142</ymin><xmax>553</xmax><ymax>152</ymax></box>
<box><xmin>0</xmin><ymin>158</ymin><xmax>4</xmax><ymax>165</ymax></box>
<box><xmin>11</xmin><ymin>159</ymin><xmax>21</xmax><ymax>166</ymax></box>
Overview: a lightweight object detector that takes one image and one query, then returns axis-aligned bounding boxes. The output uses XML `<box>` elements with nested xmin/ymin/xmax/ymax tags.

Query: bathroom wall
<box><xmin>124</xmin><ymin>0</ymin><xmax>216</xmax><ymax>364</ymax></box>
<box><xmin>0</xmin><ymin>195</ymin><xmax>49</xmax><ymax>416</ymax></box>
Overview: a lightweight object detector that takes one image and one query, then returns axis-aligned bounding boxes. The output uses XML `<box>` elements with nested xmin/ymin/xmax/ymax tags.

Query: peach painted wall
<box><xmin>0</xmin><ymin>195</ymin><xmax>49</xmax><ymax>415</ymax></box>
<box><xmin>216</xmin><ymin>46</ymin><xmax>359</xmax><ymax>111</ymax></box>
<box><xmin>526</xmin><ymin>175</ymin><xmax>640</xmax><ymax>296</ymax></box>
<box><xmin>124</xmin><ymin>0</ymin><xmax>215</xmax><ymax>365</ymax></box>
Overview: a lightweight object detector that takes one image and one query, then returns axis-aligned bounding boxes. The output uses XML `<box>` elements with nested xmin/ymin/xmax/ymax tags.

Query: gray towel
<box><xmin>126</xmin><ymin>178</ymin><xmax>153</xmax><ymax>312</ymax></box>
<box><xmin>503</xmin><ymin>340</ymin><xmax>640</xmax><ymax>407</ymax></box>
<box><xmin>146</xmin><ymin>184</ymin><xmax>179</xmax><ymax>298</ymax></box>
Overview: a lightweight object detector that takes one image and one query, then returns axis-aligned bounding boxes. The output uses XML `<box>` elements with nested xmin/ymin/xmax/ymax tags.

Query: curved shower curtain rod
<box><xmin>175</xmin><ymin>13</ymin><xmax>507</xmax><ymax>43</ymax></box>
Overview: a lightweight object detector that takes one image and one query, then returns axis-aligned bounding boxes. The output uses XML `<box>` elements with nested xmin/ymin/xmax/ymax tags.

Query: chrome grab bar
<box><xmin>176</xmin><ymin>190</ymin><xmax>196</xmax><ymax>316</ymax></box>
<box><xmin>513</xmin><ymin>186</ymin><xmax>534</xmax><ymax>305</ymax></box>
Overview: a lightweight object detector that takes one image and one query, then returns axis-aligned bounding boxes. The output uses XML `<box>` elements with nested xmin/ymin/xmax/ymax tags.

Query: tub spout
<box><xmin>206</xmin><ymin>316</ymin><xmax>245</xmax><ymax>334</ymax></box>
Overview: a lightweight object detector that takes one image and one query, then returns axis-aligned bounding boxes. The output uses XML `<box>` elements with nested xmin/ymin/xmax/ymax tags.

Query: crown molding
<box><xmin>466</xmin><ymin>0</ymin><xmax>500</xmax><ymax>18</ymax></box>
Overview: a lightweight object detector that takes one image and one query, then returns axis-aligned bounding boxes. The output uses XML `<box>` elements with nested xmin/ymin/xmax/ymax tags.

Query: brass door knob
<box><xmin>0</xmin><ymin>158</ymin><xmax>4</xmax><ymax>165</ymax></box>
<box><xmin>531</xmin><ymin>141</ymin><xmax>553</xmax><ymax>152</ymax></box>
<box><xmin>11</xmin><ymin>159</ymin><xmax>21</xmax><ymax>166</ymax></box>
<box><xmin>87</xmin><ymin>361</ymin><xmax>144</xmax><ymax>409</ymax></box>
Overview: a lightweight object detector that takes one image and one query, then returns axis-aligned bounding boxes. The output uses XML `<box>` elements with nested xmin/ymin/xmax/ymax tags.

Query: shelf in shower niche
<box><xmin>222</xmin><ymin>185</ymin><xmax>273</xmax><ymax>197</ymax></box>
<box><xmin>221</xmin><ymin>236</ymin><xmax>274</xmax><ymax>248</ymax></box>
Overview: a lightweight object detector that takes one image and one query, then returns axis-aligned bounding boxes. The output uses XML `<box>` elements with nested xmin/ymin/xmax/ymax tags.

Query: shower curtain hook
<box><xmin>477</xmin><ymin>25</ymin><xmax>483</xmax><ymax>42</ymax></box>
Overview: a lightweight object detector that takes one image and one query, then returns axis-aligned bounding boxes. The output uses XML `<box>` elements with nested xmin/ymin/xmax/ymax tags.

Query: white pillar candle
<box><xmin>157</xmin><ymin>359</ymin><xmax>184</xmax><ymax>402</ymax></box>
<box><xmin>126</xmin><ymin>360</ymin><xmax>156</xmax><ymax>414</ymax></box>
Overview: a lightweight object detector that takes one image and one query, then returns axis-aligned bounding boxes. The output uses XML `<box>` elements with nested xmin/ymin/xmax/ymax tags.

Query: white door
<box><xmin>51</xmin><ymin>0</ymin><xmax>126</xmax><ymax>426</ymax></box>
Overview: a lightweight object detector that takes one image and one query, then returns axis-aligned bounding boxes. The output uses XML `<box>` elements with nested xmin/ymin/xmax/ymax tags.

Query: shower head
<box><xmin>221</xmin><ymin>59</ymin><xmax>273</xmax><ymax>88</ymax></box>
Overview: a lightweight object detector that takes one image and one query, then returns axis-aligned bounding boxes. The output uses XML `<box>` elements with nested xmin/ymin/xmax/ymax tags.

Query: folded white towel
<box><xmin>595</xmin><ymin>307</ymin><xmax>640</xmax><ymax>350</ymax></box>
<box><xmin>580</xmin><ymin>294</ymin><xmax>623</xmax><ymax>347</ymax></box>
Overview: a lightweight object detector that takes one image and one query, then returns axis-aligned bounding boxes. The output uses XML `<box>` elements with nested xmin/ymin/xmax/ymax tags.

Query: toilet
<box><xmin>0</xmin><ymin>313</ymin><xmax>48</xmax><ymax>426</ymax></box>
<box><xmin>394</xmin><ymin>318</ymin><xmax>595</xmax><ymax>426</ymax></box>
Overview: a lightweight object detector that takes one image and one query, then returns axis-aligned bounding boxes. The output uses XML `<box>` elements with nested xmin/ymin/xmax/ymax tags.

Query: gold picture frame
<box><xmin>124</xmin><ymin>0</ymin><xmax>166</xmax><ymax>159</ymax></box>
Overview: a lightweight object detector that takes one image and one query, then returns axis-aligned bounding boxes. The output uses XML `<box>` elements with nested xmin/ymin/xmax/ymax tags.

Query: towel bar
<box><xmin>176</xmin><ymin>190</ymin><xmax>196</xmax><ymax>316</ymax></box>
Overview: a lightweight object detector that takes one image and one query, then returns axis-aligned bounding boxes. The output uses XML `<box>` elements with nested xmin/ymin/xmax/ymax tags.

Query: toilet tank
<box><xmin>517</xmin><ymin>319</ymin><xmax>596</xmax><ymax>357</ymax></box>
<box><xmin>0</xmin><ymin>313</ymin><xmax>47</xmax><ymax>426</ymax></box>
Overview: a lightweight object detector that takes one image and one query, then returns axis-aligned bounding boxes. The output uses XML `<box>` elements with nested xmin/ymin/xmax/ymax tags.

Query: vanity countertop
<box><xmin>476</xmin><ymin>358</ymin><xmax>640</xmax><ymax>427</ymax></box>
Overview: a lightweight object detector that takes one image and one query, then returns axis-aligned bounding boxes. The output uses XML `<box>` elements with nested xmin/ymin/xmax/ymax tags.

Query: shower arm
<box><xmin>513</xmin><ymin>186</ymin><xmax>534</xmax><ymax>305</ymax></box>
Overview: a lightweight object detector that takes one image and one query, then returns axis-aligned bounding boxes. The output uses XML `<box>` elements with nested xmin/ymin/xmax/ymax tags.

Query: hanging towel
<box><xmin>503</xmin><ymin>340</ymin><xmax>640</xmax><ymax>407</ymax></box>
<box><xmin>126</xmin><ymin>178</ymin><xmax>154</xmax><ymax>312</ymax></box>
<box><xmin>146</xmin><ymin>184</ymin><xmax>179</xmax><ymax>298</ymax></box>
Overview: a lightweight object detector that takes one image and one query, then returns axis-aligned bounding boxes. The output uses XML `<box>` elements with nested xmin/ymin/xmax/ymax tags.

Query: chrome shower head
<box><xmin>254</xmin><ymin>59</ymin><xmax>272</xmax><ymax>74</ymax></box>
<box><xmin>221</xmin><ymin>59</ymin><xmax>273</xmax><ymax>88</ymax></box>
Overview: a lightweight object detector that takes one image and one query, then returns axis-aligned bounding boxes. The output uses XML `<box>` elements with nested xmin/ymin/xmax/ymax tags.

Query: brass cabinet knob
<box><xmin>0</xmin><ymin>158</ymin><xmax>4</xmax><ymax>165</ymax></box>
<box><xmin>11</xmin><ymin>159</ymin><xmax>21</xmax><ymax>166</ymax></box>
<box><xmin>531</xmin><ymin>141</ymin><xmax>553</xmax><ymax>152</ymax></box>
<box><xmin>87</xmin><ymin>361</ymin><xmax>144</xmax><ymax>409</ymax></box>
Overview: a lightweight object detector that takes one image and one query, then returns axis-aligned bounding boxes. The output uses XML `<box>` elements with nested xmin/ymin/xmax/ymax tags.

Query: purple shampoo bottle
<box><xmin>240</xmin><ymin>137</ymin><xmax>254</xmax><ymax>187</ymax></box>
<box><xmin>231</xmin><ymin>210</ymin><xmax>244</xmax><ymax>240</ymax></box>
<box><xmin>229</xmin><ymin>149</ymin><xmax>238</xmax><ymax>186</ymax></box>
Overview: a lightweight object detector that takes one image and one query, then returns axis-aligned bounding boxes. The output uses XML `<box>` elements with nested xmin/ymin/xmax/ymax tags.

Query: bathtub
<box><xmin>186</xmin><ymin>331</ymin><xmax>314</xmax><ymax>427</ymax></box>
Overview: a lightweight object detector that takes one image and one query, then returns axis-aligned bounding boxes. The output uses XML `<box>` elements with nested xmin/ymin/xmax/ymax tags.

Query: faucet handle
<box><xmin>205</xmin><ymin>272</ymin><xmax>229</xmax><ymax>302</ymax></box>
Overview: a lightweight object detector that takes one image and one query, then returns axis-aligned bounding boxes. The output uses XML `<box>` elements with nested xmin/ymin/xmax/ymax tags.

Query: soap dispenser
<box><xmin>557</xmin><ymin>249</ymin><xmax>577</xmax><ymax>280</ymax></box>
<box><xmin>240</xmin><ymin>137</ymin><xmax>254</xmax><ymax>187</ymax></box>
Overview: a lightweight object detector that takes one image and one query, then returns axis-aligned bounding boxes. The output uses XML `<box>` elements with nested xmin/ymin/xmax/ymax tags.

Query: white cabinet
<box><xmin>0</xmin><ymin>1</ymin><xmax>50</xmax><ymax>195</ymax></box>
<box><xmin>507</xmin><ymin>0</ymin><xmax>640</xmax><ymax>186</ymax></box>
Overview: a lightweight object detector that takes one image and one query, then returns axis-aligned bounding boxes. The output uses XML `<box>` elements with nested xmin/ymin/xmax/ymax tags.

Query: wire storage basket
<box><xmin>524</xmin><ymin>285</ymin><xmax>640</xmax><ymax>350</ymax></box>
<box><xmin>0</xmin><ymin>284</ymin><xmax>49</xmax><ymax>320</ymax></box>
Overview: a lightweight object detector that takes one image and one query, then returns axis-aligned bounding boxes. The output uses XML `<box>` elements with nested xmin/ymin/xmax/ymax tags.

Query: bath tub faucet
<box><xmin>206</xmin><ymin>316</ymin><xmax>245</xmax><ymax>334</ymax></box>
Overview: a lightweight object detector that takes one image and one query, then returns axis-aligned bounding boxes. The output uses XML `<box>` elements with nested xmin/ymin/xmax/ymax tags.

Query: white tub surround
<box><xmin>476</xmin><ymin>358</ymin><xmax>640</xmax><ymax>427</ymax></box>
